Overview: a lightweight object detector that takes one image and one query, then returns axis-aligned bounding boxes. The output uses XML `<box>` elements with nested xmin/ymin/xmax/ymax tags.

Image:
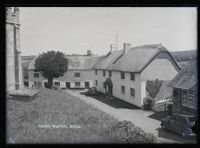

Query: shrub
<box><xmin>111</xmin><ymin>120</ymin><xmax>157</xmax><ymax>143</ymax></box>
<box><xmin>167</xmin><ymin>103</ymin><xmax>173</xmax><ymax>116</ymax></box>
<box><xmin>143</xmin><ymin>97</ymin><xmax>155</xmax><ymax>110</ymax></box>
<box><xmin>146</xmin><ymin>79</ymin><xmax>163</xmax><ymax>98</ymax></box>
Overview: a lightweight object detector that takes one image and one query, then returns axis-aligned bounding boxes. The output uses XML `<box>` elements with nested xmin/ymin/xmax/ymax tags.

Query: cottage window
<box><xmin>130</xmin><ymin>88</ymin><xmax>135</xmax><ymax>97</ymax></box>
<box><xmin>121</xmin><ymin>85</ymin><xmax>125</xmax><ymax>94</ymax></box>
<box><xmin>109</xmin><ymin>71</ymin><xmax>112</xmax><ymax>77</ymax></box>
<box><xmin>33</xmin><ymin>73</ymin><xmax>39</xmax><ymax>78</ymax></box>
<box><xmin>74</xmin><ymin>72</ymin><xmax>80</xmax><ymax>77</ymax></box>
<box><xmin>95</xmin><ymin>80</ymin><xmax>98</xmax><ymax>86</ymax></box>
<box><xmin>130</xmin><ymin>72</ymin><xmax>135</xmax><ymax>81</ymax></box>
<box><xmin>75</xmin><ymin>82</ymin><xmax>80</xmax><ymax>86</ymax></box>
<box><xmin>103</xmin><ymin>70</ymin><xmax>106</xmax><ymax>77</ymax></box>
<box><xmin>95</xmin><ymin>69</ymin><xmax>98</xmax><ymax>75</ymax></box>
<box><xmin>54</xmin><ymin>82</ymin><xmax>60</xmax><ymax>86</ymax></box>
<box><xmin>121</xmin><ymin>72</ymin><xmax>125</xmax><ymax>79</ymax></box>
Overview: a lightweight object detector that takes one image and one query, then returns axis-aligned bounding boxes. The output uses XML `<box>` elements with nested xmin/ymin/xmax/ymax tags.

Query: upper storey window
<box><xmin>34</xmin><ymin>73</ymin><xmax>39</xmax><ymax>78</ymax></box>
<box><xmin>74</xmin><ymin>72</ymin><xmax>80</xmax><ymax>77</ymax></box>
<box><xmin>121</xmin><ymin>72</ymin><xmax>125</xmax><ymax>79</ymax></box>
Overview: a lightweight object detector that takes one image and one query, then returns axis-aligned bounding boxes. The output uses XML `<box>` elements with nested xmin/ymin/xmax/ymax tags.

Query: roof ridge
<box><xmin>129</xmin><ymin>44</ymin><xmax>162</xmax><ymax>50</ymax></box>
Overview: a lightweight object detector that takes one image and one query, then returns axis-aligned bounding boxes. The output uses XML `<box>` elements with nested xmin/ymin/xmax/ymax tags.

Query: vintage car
<box><xmin>86</xmin><ymin>87</ymin><xmax>98</xmax><ymax>96</ymax></box>
<box><xmin>160</xmin><ymin>113</ymin><xmax>196</xmax><ymax>138</ymax></box>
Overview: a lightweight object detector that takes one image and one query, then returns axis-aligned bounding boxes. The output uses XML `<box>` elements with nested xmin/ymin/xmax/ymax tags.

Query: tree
<box><xmin>34</xmin><ymin>51</ymin><xmax>68</xmax><ymax>88</ymax></box>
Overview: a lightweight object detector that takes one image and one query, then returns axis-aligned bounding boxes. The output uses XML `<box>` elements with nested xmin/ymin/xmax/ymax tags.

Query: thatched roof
<box><xmin>28</xmin><ymin>55</ymin><xmax>102</xmax><ymax>70</ymax></box>
<box><xmin>94</xmin><ymin>44</ymin><xmax>180</xmax><ymax>72</ymax></box>
<box><xmin>83</xmin><ymin>56</ymin><xmax>103</xmax><ymax>69</ymax></box>
<box><xmin>167</xmin><ymin>60</ymin><xmax>197</xmax><ymax>90</ymax></box>
<box><xmin>94</xmin><ymin>50</ymin><xmax>124</xmax><ymax>70</ymax></box>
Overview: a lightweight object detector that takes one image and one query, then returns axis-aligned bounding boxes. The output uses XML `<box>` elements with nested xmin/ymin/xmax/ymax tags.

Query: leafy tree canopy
<box><xmin>34</xmin><ymin>51</ymin><xmax>68</xmax><ymax>88</ymax></box>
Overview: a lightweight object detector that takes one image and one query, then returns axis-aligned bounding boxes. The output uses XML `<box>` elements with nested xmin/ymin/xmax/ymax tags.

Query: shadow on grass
<box><xmin>147</xmin><ymin>111</ymin><xmax>169</xmax><ymax>121</ymax></box>
<box><xmin>156</xmin><ymin>127</ymin><xmax>196</xmax><ymax>143</ymax></box>
<box><xmin>80</xmin><ymin>92</ymin><xmax>140</xmax><ymax>109</ymax></box>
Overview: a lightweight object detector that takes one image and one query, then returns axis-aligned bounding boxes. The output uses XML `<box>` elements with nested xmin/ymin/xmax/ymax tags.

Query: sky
<box><xmin>19</xmin><ymin>7</ymin><xmax>197</xmax><ymax>56</ymax></box>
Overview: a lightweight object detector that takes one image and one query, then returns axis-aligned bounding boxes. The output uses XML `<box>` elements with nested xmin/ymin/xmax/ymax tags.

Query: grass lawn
<box><xmin>7</xmin><ymin>88</ymin><xmax>156</xmax><ymax>144</ymax></box>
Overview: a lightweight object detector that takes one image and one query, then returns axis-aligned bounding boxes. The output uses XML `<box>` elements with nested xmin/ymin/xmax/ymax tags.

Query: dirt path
<box><xmin>64</xmin><ymin>89</ymin><xmax>196</xmax><ymax>144</ymax></box>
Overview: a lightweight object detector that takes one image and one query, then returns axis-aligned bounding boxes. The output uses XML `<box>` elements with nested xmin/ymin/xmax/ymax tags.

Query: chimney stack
<box><xmin>87</xmin><ymin>50</ymin><xmax>92</xmax><ymax>56</ymax></box>
<box><xmin>110</xmin><ymin>44</ymin><xmax>116</xmax><ymax>51</ymax></box>
<box><xmin>123</xmin><ymin>43</ymin><xmax>131</xmax><ymax>52</ymax></box>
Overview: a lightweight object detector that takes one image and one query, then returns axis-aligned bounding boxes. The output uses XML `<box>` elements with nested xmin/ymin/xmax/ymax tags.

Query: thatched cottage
<box><xmin>93</xmin><ymin>43</ymin><xmax>181</xmax><ymax>107</ymax></box>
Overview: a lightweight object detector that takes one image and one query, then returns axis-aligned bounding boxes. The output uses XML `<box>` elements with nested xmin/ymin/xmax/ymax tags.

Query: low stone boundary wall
<box><xmin>8</xmin><ymin>88</ymin><xmax>40</xmax><ymax>101</ymax></box>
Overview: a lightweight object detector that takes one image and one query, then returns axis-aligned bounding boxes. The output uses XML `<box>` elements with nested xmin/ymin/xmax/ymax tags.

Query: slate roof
<box><xmin>94</xmin><ymin>44</ymin><xmax>180</xmax><ymax>72</ymax></box>
<box><xmin>167</xmin><ymin>60</ymin><xmax>197</xmax><ymax>90</ymax></box>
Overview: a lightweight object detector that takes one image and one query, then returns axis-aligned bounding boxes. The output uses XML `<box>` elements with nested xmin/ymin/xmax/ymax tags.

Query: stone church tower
<box><xmin>6</xmin><ymin>7</ymin><xmax>23</xmax><ymax>92</ymax></box>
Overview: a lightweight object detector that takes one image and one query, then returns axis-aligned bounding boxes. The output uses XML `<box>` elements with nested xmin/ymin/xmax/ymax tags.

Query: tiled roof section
<box><xmin>93</xmin><ymin>50</ymin><xmax>124</xmax><ymax>70</ymax></box>
<box><xmin>28</xmin><ymin>55</ymin><xmax>101</xmax><ymax>70</ymax></box>
<box><xmin>167</xmin><ymin>60</ymin><xmax>197</xmax><ymax>90</ymax></box>
<box><xmin>95</xmin><ymin>44</ymin><xmax>180</xmax><ymax>72</ymax></box>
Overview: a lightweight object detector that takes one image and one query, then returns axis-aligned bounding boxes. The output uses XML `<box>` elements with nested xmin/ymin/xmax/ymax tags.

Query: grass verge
<box><xmin>7</xmin><ymin>88</ymin><xmax>157</xmax><ymax>143</ymax></box>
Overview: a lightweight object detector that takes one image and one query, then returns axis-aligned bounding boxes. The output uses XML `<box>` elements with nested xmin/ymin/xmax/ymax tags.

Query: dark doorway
<box><xmin>44</xmin><ymin>82</ymin><xmax>48</xmax><ymax>88</ymax></box>
<box><xmin>85</xmin><ymin>81</ymin><xmax>90</xmax><ymax>88</ymax></box>
<box><xmin>24</xmin><ymin>82</ymin><xmax>29</xmax><ymax>87</ymax></box>
<box><xmin>66</xmin><ymin>82</ymin><xmax>71</xmax><ymax>88</ymax></box>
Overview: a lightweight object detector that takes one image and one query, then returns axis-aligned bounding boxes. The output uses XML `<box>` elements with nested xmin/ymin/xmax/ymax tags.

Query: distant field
<box><xmin>7</xmin><ymin>88</ymin><xmax>156</xmax><ymax>144</ymax></box>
